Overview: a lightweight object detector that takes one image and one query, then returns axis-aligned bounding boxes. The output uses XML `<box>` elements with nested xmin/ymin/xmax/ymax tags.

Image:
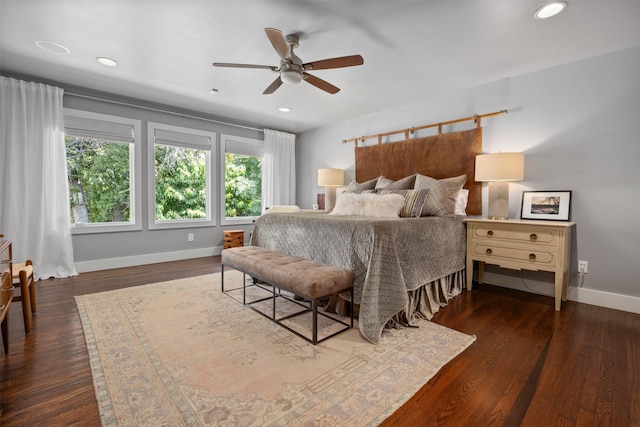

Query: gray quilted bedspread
<box><xmin>250</xmin><ymin>212</ymin><xmax>466</xmax><ymax>343</ymax></box>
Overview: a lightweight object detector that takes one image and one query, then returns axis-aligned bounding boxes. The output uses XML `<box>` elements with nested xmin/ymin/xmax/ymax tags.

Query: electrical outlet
<box><xmin>188</xmin><ymin>233</ymin><xmax>194</xmax><ymax>242</ymax></box>
<box><xmin>578</xmin><ymin>260</ymin><xmax>588</xmax><ymax>274</ymax></box>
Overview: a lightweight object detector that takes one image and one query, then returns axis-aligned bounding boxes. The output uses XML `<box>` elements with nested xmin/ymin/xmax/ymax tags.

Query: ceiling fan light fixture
<box><xmin>534</xmin><ymin>2</ymin><xmax>567</xmax><ymax>19</ymax></box>
<box><xmin>213</xmin><ymin>27</ymin><xmax>363</xmax><ymax>94</ymax></box>
<box><xmin>281</xmin><ymin>70</ymin><xmax>302</xmax><ymax>85</ymax></box>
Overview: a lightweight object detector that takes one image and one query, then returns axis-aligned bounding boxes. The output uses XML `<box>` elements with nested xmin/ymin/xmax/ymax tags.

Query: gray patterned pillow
<box><xmin>345</xmin><ymin>177</ymin><xmax>379</xmax><ymax>193</ymax></box>
<box><xmin>374</xmin><ymin>174</ymin><xmax>417</xmax><ymax>190</ymax></box>
<box><xmin>377</xmin><ymin>188</ymin><xmax>430</xmax><ymax>218</ymax></box>
<box><xmin>374</xmin><ymin>176</ymin><xmax>394</xmax><ymax>188</ymax></box>
<box><xmin>414</xmin><ymin>174</ymin><xmax>467</xmax><ymax>217</ymax></box>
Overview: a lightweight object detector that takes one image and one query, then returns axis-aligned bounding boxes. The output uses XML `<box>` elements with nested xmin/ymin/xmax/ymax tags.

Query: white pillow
<box><xmin>329</xmin><ymin>192</ymin><xmax>404</xmax><ymax>218</ymax></box>
<box><xmin>455</xmin><ymin>189</ymin><xmax>469</xmax><ymax>216</ymax></box>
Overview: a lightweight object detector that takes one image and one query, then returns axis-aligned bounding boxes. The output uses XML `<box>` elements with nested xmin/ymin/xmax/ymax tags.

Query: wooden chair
<box><xmin>12</xmin><ymin>260</ymin><xmax>36</xmax><ymax>334</ymax></box>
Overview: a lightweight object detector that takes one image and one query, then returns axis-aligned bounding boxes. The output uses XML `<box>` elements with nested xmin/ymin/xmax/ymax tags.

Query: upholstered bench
<box><xmin>221</xmin><ymin>246</ymin><xmax>354</xmax><ymax>344</ymax></box>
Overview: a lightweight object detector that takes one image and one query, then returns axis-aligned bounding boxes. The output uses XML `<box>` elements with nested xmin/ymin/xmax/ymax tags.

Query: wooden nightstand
<box><xmin>465</xmin><ymin>218</ymin><xmax>575</xmax><ymax>310</ymax></box>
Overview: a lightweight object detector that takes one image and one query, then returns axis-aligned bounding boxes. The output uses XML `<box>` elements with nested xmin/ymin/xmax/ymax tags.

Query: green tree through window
<box><xmin>225</xmin><ymin>153</ymin><xmax>262</xmax><ymax>217</ymax></box>
<box><xmin>66</xmin><ymin>136</ymin><xmax>131</xmax><ymax>224</ymax></box>
<box><xmin>67</xmin><ymin>117</ymin><xmax>262</xmax><ymax>228</ymax></box>
<box><xmin>154</xmin><ymin>145</ymin><xmax>207</xmax><ymax>220</ymax></box>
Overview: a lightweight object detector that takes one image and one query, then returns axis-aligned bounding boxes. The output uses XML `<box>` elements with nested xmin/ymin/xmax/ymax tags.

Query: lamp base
<box><xmin>324</xmin><ymin>186</ymin><xmax>337</xmax><ymax>211</ymax></box>
<box><xmin>487</xmin><ymin>181</ymin><xmax>510</xmax><ymax>220</ymax></box>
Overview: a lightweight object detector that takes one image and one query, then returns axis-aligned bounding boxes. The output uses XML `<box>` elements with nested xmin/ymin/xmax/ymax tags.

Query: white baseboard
<box><xmin>483</xmin><ymin>272</ymin><xmax>640</xmax><ymax>315</ymax></box>
<box><xmin>74</xmin><ymin>246</ymin><xmax>224</xmax><ymax>273</ymax></box>
<box><xmin>565</xmin><ymin>286</ymin><xmax>640</xmax><ymax>315</ymax></box>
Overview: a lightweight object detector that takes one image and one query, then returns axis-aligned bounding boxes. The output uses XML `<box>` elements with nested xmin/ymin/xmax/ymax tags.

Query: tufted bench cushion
<box><xmin>221</xmin><ymin>246</ymin><xmax>353</xmax><ymax>300</ymax></box>
<box><xmin>221</xmin><ymin>246</ymin><xmax>354</xmax><ymax>344</ymax></box>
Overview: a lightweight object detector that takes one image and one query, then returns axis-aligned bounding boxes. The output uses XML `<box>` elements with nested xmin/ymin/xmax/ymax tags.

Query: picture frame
<box><xmin>521</xmin><ymin>190</ymin><xmax>572</xmax><ymax>221</ymax></box>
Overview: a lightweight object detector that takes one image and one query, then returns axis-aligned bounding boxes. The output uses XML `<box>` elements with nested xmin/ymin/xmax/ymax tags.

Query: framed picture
<box><xmin>521</xmin><ymin>191</ymin><xmax>572</xmax><ymax>221</ymax></box>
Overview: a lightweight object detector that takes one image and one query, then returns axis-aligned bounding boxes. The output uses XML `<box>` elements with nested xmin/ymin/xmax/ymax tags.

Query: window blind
<box><xmin>223</xmin><ymin>135</ymin><xmax>263</xmax><ymax>157</ymax></box>
<box><xmin>154</xmin><ymin>128</ymin><xmax>211</xmax><ymax>150</ymax></box>
<box><xmin>64</xmin><ymin>115</ymin><xmax>134</xmax><ymax>143</ymax></box>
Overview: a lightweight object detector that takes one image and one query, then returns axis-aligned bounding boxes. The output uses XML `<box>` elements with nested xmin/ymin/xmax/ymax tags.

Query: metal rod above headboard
<box><xmin>342</xmin><ymin>109</ymin><xmax>507</xmax><ymax>146</ymax></box>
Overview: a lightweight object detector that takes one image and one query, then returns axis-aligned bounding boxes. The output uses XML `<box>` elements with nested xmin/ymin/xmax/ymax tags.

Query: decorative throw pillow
<box><xmin>329</xmin><ymin>192</ymin><xmax>405</xmax><ymax>218</ymax></box>
<box><xmin>377</xmin><ymin>188</ymin><xmax>430</xmax><ymax>218</ymax></box>
<box><xmin>374</xmin><ymin>176</ymin><xmax>394</xmax><ymax>189</ymax></box>
<box><xmin>414</xmin><ymin>174</ymin><xmax>467</xmax><ymax>217</ymax></box>
<box><xmin>374</xmin><ymin>174</ymin><xmax>416</xmax><ymax>190</ymax></box>
<box><xmin>345</xmin><ymin>177</ymin><xmax>379</xmax><ymax>193</ymax></box>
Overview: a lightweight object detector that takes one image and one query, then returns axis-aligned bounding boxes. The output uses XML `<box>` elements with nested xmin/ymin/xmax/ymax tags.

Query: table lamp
<box><xmin>475</xmin><ymin>152</ymin><xmax>524</xmax><ymax>220</ymax></box>
<box><xmin>317</xmin><ymin>168</ymin><xmax>344</xmax><ymax>211</ymax></box>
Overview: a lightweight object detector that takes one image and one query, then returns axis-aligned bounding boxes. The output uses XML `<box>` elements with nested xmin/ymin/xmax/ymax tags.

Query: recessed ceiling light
<box><xmin>35</xmin><ymin>41</ymin><xmax>70</xmax><ymax>55</ymax></box>
<box><xmin>96</xmin><ymin>57</ymin><xmax>118</xmax><ymax>67</ymax></box>
<box><xmin>278</xmin><ymin>107</ymin><xmax>291</xmax><ymax>113</ymax></box>
<box><xmin>534</xmin><ymin>2</ymin><xmax>567</xmax><ymax>19</ymax></box>
<box><xmin>209</xmin><ymin>88</ymin><xmax>219</xmax><ymax>94</ymax></box>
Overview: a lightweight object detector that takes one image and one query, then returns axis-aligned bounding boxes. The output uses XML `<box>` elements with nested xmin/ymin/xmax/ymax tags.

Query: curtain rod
<box><xmin>64</xmin><ymin>91</ymin><xmax>265</xmax><ymax>133</ymax></box>
<box><xmin>342</xmin><ymin>109</ymin><xmax>508</xmax><ymax>146</ymax></box>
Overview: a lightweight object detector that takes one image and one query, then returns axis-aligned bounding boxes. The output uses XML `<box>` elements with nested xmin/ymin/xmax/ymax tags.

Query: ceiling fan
<box><xmin>212</xmin><ymin>27</ymin><xmax>364</xmax><ymax>95</ymax></box>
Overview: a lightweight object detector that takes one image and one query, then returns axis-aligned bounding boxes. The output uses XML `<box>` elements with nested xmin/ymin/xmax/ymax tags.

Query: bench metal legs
<box><xmin>221</xmin><ymin>264</ymin><xmax>354</xmax><ymax>345</ymax></box>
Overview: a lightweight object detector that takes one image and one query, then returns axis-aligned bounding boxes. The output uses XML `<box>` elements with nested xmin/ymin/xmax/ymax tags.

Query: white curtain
<box><xmin>0</xmin><ymin>76</ymin><xmax>77</xmax><ymax>279</ymax></box>
<box><xmin>262</xmin><ymin>129</ymin><xmax>296</xmax><ymax>209</ymax></box>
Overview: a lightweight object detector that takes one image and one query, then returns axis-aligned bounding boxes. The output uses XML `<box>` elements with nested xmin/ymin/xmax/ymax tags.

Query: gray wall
<box><xmin>296</xmin><ymin>45</ymin><xmax>640</xmax><ymax>303</ymax></box>
<box><xmin>63</xmin><ymin>95</ymin><xmax>263</xmax><ymax>269</ymax></box>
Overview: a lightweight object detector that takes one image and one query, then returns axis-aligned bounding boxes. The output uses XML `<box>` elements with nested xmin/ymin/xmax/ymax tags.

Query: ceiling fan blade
<box><xmin>303</xmin><ymin>55</ymin><xmax>364</xmax><ymax>71</ymax></box>
<box><xmin>265</xmin><ymin>27</ymin><xmax>291</xmax><ymax>60</ymax></box>
<box><xmin>304</xmin><ymin>73</ymin><xmax>340</xmax><ymax>94</ymax></box>
<box><xmin>263</xmin><ymin>77</ymin><xmax>283</xmax><ymax>95</ymax></box>
<box><xmin>212</xmin><ymin>62</ymin><xmax>277</xmax><ymax>70</ymax></box>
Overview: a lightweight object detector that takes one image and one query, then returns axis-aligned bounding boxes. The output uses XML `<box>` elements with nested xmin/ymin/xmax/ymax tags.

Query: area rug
<box><xmin>75</xmin><ymin>271</ymin><xmax>475</xmax><ymax>426</ymax></box>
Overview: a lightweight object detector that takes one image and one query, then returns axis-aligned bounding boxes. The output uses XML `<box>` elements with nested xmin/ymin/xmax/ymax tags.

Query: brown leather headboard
<box><xmin>354</xmin><ymin>127</ymin><xmax>482</xmax><ymax>215</ymax></box>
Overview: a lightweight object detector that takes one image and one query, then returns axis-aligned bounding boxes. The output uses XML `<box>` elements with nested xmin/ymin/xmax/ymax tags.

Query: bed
<box><xmin>251</xmin><ymin>127</ymin><xmax>483</xmax><ymax>343</ymax></box>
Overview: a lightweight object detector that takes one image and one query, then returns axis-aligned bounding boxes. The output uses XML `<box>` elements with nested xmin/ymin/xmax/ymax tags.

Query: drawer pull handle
<box><xmin>529</xmin><ymin>253</ymin><xmax>536</xmax><ymax>261</ymax></box>
<box><xmin>487</xmin><ymin>230</ymin><xmax>494</xmax><ymax>237</ymax></box>
<box><xmin>486</xmin><ymin>248</ymin><xmax>492</xmax><ymax>255</ymax></box>
<box><xmin>530</xmin><ymin>233</ymin><xmax>537</xmax><ymax>241</ymax></box>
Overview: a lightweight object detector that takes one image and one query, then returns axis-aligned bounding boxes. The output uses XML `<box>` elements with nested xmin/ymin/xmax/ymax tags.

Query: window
<box><xmin>148</xmin><ymin>123</ymin><xmax>216</xmax><ymax>229</ymax></box>
<box><xmin>221</xmin><ymin>134</ymin><xmax>263</xmax><ymax>225</ymax></box>
<box><xmin>64</xmin><ymin>109</ymin><xmax>142</xmax><ymax>234</ymax></box>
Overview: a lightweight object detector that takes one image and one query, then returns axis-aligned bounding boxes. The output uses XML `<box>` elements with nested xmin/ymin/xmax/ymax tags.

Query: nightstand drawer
<box><xmin>470</xmin><ymin>225</ymin><xmax>557</xmax><ymax>245</ymax></box>
<box><xmin>470</xmin><ymin>243</ymin><xmax>556</xmax><ymax>268</ymax></box>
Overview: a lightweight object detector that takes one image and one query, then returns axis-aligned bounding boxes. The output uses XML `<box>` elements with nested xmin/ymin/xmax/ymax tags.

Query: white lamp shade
<box><xmin>475</xmin><ymin>152</ymin><xmax>524</xmax><ymax>182</ymax></box>
<box><xmin>317</xmin><ymin>168</ymin><xmax>344</xmax><ymax>186</ymax></box>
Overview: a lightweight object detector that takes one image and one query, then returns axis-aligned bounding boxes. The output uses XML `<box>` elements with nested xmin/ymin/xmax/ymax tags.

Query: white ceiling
<box><xmin>1</xmin><ymin>1</ymin><xmax>640</xmax><ymax>133</ymax></box>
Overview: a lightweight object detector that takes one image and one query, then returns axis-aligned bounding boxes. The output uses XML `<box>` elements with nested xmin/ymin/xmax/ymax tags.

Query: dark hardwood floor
<box><xmin>1</xmin><ymin>256</ymin><xmax>638</xmax><ymax>426</ymax></box>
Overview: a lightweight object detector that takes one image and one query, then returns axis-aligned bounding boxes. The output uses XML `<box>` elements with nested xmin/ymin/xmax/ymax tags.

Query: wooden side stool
<box><xmin>12</xmin><ymin>260</ymin><xmax>36</xmax><ymax>334</ymax></box>
<box><xmin>223</xmin><ymin>230</ymin><xmax>245</xmax><ymax>249</ymax></box>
